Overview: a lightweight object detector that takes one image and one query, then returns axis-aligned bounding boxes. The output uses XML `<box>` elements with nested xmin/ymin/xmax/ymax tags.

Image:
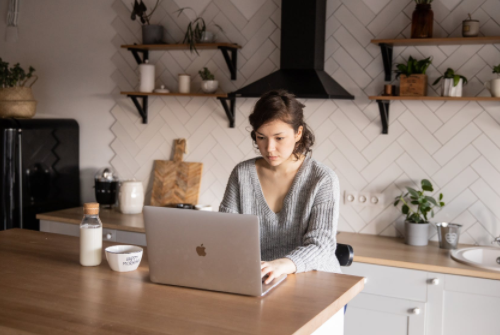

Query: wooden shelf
<box><xmin>371</xmin><ymin>36</ymin><xmax>500</xmax><ymax>46</ymax></box>
<box><xmin>121</xmin><ymin>43</ymin><xmax>242</xmax><ymax>50</ymax></box>
<box><xmin>369</xmin><ymin>96</ymin><xmax>500</xmax><ymax>101</ymax></box>
<box><xmin>121</xmin><ymin>91</ymin><xmax>228</xmax><ymax>98</ymax></box>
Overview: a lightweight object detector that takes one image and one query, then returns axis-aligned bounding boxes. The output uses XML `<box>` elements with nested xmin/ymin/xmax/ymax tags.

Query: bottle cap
<box><xmin>83</xmin><ymin>203</ymin><xmax>99</xmax><ymax>215</ymax></box>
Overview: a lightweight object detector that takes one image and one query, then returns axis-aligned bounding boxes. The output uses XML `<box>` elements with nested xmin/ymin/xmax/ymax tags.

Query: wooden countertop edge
<box><xmin>354</xmin><ymin>256</ymin><xmax>500</xmax><ymax>280</ymax></box>
<box><xmin>36</xmin><ymin>214</ymin><xmax>146</xmax><ymax>233</ymax></box>
<box><xmin>294</xmin><ymin>277</ymin><xmax>365</xmax><ymax>335</ymax></box>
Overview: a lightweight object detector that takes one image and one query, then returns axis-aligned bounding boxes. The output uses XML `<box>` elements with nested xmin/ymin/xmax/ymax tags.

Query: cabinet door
<box><xmin>345</xmin><ymin>293</ymin><xmax>425</xmax><ymax>335</ymax></box>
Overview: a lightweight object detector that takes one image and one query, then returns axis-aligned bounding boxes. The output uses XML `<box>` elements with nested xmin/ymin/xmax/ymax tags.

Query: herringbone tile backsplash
<box><xmin>110</xmin><ymin>0</ymin><xmax>500</xmax><ymax>244</ymax></box>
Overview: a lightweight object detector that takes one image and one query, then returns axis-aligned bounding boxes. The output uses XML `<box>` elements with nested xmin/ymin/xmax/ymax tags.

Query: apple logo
<box><xmin>196</xmin><ymin>244</ymin><xmax>206</xmax><ymax>256</ymax></box>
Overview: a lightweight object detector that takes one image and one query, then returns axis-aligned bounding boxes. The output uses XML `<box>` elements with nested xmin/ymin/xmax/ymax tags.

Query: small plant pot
<box><xmin>400</xmin><ymin>74</ymin><xmax>427</xmax><ymax>96</ymax></box>
<box><xmin>0</xmin><ymin>87</ymin><xmax>37</xmax><ymax>119</ymax></box>
<box><xmin>201</xmin><ymin>80</ymin><xmax>218</xmax><ymax>93</ymax></box>
<box><xmin>442</xmin><ymin>78</ymin><xmax>463</xmax><ymax>97</ymax></box>
<box><xmin>142</xmin><ymin>25</ymin><xmax>163</xmax><ymax>44</ymax></box>
<box><xmin>484</xmin><ymin>78</ymin><xmax>500</xmax><ymax>97</ymax></box>
<box><xmin>404</xmin><ymin>221</ymin><xmax>429</xmax><ymax>246</ymax></box>
<box><xmin>197</xmin><ymin>31</ymin><xmax>215</xmax><ymax>43</ymax></box>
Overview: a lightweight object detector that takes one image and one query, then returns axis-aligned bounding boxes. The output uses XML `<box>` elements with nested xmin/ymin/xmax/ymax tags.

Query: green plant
<box><xmin>130</xmin><ymin>0</ymin><xmax>161</xmax><ymax>25</ymax></box>
<box><xmin>394</xmin><ymin>179</ymin><xmax>445</xmax><ymax>224</ymax></box>
<box><xmin>198</xmin><ymin>67</ymin><xmax>215</xmax><ymax>81</ymax></box>
<box><xmin>175</xmin><ymin>7</ymin><xmax>223</xmax><ymax>55</ymax></box>
<box><xmin>432</xmin><ymin>68</ymin><xmax>468</xmax><ymax>87</ymax></box>
<box><xmin>414</xmin><ymin>0</ymin><xmax>433</xmax><ymax>4</ymax></box>
<box><xmin>395</xmin><ymin>56</ymin><xmax>432</xmax><ymax>78</ymax></box>
<box><xmin>0</xmin><ymin>58</ymin><xmax>36</xmax><ymax>88</ymax></box>
<box><xmin>493</xmin><ymin>64</ymin><xmax>500</xmax><ymax>74</ymax></box>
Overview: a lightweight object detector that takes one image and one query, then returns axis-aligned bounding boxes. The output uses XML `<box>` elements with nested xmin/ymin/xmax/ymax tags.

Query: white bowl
<box><xmin>105</xmin><ymin>245</ymin><xmax>143</xmax><ymax>272</ymax></box>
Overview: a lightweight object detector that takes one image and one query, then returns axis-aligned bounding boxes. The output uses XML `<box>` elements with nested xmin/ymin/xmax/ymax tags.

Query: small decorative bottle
<box><xmin>80</xmin><ymin>203</ymin><xmax>103</xmax><ymax>266</ymax></box>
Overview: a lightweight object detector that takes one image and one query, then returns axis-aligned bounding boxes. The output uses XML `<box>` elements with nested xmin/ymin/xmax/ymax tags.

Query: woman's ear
<box><xmin>295</xmin><ymin>126</ymin><xmax>303</xmax><ymax>142</ymax></box>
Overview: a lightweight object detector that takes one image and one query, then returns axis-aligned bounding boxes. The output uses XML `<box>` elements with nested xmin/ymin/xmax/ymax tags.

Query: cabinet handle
<box><xmin>430</xmin><ymin>278</ymin><xmax>439</xmax><ymax>285</ymax></box>
<box><xmin>411</xmin><ymin>308</ymin><xmax>421</xmax><ymax>315</ymax></box>
<box><xmin>364</xmin><ymin>277</ymin><xmax>368</xmax><ymax>284</ymax></box>
<box><xmin>105</xmin><ymin>233</ymin><xmax>112</xmax><ymax>240</ymax></box>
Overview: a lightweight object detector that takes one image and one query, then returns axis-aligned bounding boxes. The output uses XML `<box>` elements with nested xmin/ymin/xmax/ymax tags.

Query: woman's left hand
<box><xmin>261</xmin><ymin>258</ymin><xmax>297</xmax><ymax>284</ymax></box>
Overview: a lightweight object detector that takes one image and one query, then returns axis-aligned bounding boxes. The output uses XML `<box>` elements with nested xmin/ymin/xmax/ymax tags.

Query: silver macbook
<box><xmin>143</xmin><ymin>206</ymin><xmax>286</xmax><ymax>296</ymax></box>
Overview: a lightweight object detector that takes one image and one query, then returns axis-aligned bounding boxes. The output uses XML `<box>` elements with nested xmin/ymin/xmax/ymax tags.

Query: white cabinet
<box><xmin>40</xmin><ymin>220</ymin><xmax>147</xmax><ymax>246</ymax></box>
<box><xmin>343</xmin><ymin>262</ymin><xmax>500</xmax><ymax>335</ymax></box>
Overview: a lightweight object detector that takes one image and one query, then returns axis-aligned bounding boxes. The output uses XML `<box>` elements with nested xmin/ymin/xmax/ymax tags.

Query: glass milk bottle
<box><xmin>80</xmin><ymin>203</ymin><xmax>103</xmax><ymax>266</ymax></box>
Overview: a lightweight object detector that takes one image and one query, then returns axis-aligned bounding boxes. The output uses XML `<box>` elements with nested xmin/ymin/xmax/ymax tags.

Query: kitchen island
<box><xmin>0</xmin><ymin>229</ymin><xmax>364</xmax><ymax>335</ymax></box>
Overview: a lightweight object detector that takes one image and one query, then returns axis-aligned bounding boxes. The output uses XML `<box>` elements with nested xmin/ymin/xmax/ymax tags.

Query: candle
<box><xmin>178</xmin><ymin>74</ymin><xmax>191</xmax><ymax>94</ymax></box>
<box><xmin>462</xmin><ymin>13</ymin><xmax>479</xmax><ymax>37</ymax></box>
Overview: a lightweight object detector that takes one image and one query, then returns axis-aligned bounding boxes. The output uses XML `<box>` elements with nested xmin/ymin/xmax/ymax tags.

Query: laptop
<box><xmin>143</xmin><ymin>206</ymin><xmax>287</xmax><ymax>296</ymax></box>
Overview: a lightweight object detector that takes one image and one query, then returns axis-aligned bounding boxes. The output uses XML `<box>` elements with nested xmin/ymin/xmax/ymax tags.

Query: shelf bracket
<box><xmin>128</xmin><ymin>48</ymin><xmax>149</xmax><ymax>65</ymax></box>
<box><xmin>128</xmin><ymin>95</ymin><xmax>148</xmax><ymax>124</ymax></box>
<box><xmin>376</xmin><ymin>100</ymin><xmax>390</xmax><ymax>134</ymax></box>
<box><xmin>217</xmin><ymin>96</ymin><xmax>236</xmax><ymax>128</ymax></box>
<box><xmin>218</xmin><ymin>46</ymin><xmax>238</xmax><ymax>80</ymax></box>
<box><xmin>380</xmin><ymin>43</ymin><xmax>393</xmax><ymax>82</ymax></box>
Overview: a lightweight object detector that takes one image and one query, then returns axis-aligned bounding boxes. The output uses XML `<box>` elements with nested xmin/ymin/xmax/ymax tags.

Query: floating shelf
<box><xmin>121</xmin><ymin>92</ymin><xmax>236</xmax><ymax>128</ymax></box>
<box><xmin>370</xmin><ymin>36</ymin><xmax>500</xmax><ymax>134</ymax></box>
<box><xmin>369</xmin><ymin>96</ymin><xmax>500</xmax><ymax>134</ymax></box>
<box><xmin>121</xmin><ymin>43</ymin><xmax>241</xmax><ymax>80</ymax></box>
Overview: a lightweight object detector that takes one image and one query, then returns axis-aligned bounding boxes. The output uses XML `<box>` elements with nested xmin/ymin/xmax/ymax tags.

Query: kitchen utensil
<box><xmin>119</xmin><ymin>180</ymin><xmax>144</xmax><ymax>214</ymax></box>
<box><xmin>436</xmin><ymin>222</ymin><xmax>462</xmax><ymax>249</ymax></box>
<box><xmin>94</xmin><ymin>167</ymin><xmax>119</xmax><ymax>208</ymax></box>
<box><xmin>105</xmin><ymin>245</ymin><xmax>143</xmax><ymax>272</ymax></box>
<box><xmin>150</xmin><ymin>139</ymin><xmax>203</xmax><ymax>207</ymax></box>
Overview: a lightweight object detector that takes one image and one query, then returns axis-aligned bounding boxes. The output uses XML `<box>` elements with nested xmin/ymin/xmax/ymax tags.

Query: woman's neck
<box><xmin>261</xmin><ymin>154</ymin><xmax>305</xmax><ymax>174</ymax></box>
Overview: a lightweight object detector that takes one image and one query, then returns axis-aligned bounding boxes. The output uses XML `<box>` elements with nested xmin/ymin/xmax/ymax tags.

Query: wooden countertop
<box><xmin>0</xmin><ymin>229</ymin><xmax>364</xmax><ymax>335</ymax></box>
<box><xmin>37</xmin><ymin>207</ymin><xmax>500</xmax><ymax>280</ymax></box>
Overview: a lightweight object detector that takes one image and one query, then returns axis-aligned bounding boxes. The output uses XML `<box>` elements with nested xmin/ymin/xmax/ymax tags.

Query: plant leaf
<box><xmin>421</xmin><ymin>179</ymin><xmax>433</xmax><ymax>192</ymax></box>
<box><xmin>406</xmin><ymin>187</ymin><xmax>419</xmax><ymax>198</ymax></box>
<box><xmin>425</xmin><ymin>196</ymin><xmax>438</xmax><ymax>206</ymax></box>
<box><xmin>439</xmin><ymin>193</ymin><xmax>443</xmax><ymax>200</ymax></box>
<box><xmin>402</xmin><ymin>204</ymin><xmax>409</xmax><ymax>214</ymax></box>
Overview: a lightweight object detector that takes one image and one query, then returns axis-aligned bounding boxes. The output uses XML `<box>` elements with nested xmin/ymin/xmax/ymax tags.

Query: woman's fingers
<box><xmin>264</xmin><ymin>272</ymin><xmax>275</xmax><ymax>284</ymax></box>
<box><xmin>261</xmin><ymin>265</ymin><xmax>272</xmax><ymax>278</ymax></box>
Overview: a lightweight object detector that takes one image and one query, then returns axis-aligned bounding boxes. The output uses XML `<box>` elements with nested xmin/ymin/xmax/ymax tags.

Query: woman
<box><xmin>219</xmin><ymin>90</ymin><xmax>341</xmax><ymax>284</ymax></box>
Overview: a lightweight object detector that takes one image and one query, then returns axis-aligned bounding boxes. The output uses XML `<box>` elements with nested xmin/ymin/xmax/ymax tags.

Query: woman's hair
<box><xmin>249</xmin><ymin>90</ymin><xmax>315</xmax><ymax>159</ymax></box>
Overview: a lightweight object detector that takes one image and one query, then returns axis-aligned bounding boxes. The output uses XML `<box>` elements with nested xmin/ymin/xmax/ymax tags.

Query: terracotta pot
<box><xmin>0</xmin><ymin>87</ymin><xmax>37</xmax><ymax>119</ymax></box>
<box><xmin>399</xmin><ymin>74</ymin><xmax>427</xmax><ymax>96</ymax></box>
<box><xmin>411</xmin><ymin>4</ymin><xmax>433</xmax><ymax>38</ymax></box>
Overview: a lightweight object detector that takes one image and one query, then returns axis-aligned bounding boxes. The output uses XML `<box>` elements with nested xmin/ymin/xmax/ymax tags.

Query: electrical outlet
<box><xmin>343</xmin><ymin>191</ymin><xmax>384</xmax><ymax>207</ymax></box>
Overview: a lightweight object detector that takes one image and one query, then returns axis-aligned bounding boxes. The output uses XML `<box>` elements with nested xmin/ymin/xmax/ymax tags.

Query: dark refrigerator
<box><xmin>0</xmin><ymin>119</ymin><xmax>80</xmax><ymax>231</ymax></box>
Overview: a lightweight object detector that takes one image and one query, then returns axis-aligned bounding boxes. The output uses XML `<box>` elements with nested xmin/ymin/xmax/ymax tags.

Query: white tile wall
<box><xmin>110</xmin><ymin>0</ymin><xmax>500</xmax><ymax>244</ymax></box>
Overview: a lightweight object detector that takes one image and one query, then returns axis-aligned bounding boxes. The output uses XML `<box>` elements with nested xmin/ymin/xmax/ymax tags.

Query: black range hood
<box><xmin>230</xmin><ymin>0</ymin><xmax>354</xmax><ymax>100</ymax></box>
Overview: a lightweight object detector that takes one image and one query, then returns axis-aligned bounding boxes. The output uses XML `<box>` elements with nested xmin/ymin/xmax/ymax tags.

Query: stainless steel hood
<box><xmin>230</xmin><ymin>0</ymin><xmax>354</xmax><ymax>100</ymax></box>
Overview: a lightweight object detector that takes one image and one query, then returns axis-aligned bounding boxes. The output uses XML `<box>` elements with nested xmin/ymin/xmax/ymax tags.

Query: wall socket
<box><xmin>343</xmin><ymin>190</ymin><xmax>384</xmax><ymax>207</ymax></box>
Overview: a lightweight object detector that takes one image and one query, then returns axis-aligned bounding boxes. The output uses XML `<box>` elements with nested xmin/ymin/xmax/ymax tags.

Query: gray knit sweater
<box><xmin>219</xmin><ymin>155</ymin><xmax>341</xmax><ymax>274</ymax></box>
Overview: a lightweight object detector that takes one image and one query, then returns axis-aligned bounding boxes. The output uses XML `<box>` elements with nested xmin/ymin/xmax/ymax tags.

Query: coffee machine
<box><xmin>94</xmin><ymin>168</ymin><xmax>119</xmax><ymax>208</ymax></box>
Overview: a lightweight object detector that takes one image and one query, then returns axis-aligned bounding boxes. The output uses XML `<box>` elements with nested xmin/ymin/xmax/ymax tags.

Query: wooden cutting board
<box><xmin>150</xmin><ymin>139</ymin><xmax>203</xmax><ymax>206</ymax></box>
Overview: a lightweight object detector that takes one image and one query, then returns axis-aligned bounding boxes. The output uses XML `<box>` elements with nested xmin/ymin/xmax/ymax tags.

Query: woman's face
<box><xmin>255</xmin><ymin>119</ymin><xmax>303</xmax><ymax>167</ymax></box>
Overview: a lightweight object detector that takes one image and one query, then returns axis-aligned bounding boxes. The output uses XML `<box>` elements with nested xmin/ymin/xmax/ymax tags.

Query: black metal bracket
<box><xmin>380</xmin><ymin>43</ymin><xmax>393</xmax><ymax>82</ymax></box>
<box><xmin>376</xmin><ymin>100</ymin><xmax>390</xmax><ymax>134</ymax></box>
<box><xmin>217</xmin><ymin>96</ymin><xmax>236</xmax><ymax>128</ymax></box>
<box><xmin>128</xmin><ymin>95</ymin><xmax>148</xmax><ymax>124</ymax></box>
<box><xmin>128</xmin><ymin>47</ymin><xmax>149</xmax><ymax>65</ymax></box>
<box><xmin>218</xmin><ymin>46</ymin><xmax>238</xmax><ymax>80</ymax></box>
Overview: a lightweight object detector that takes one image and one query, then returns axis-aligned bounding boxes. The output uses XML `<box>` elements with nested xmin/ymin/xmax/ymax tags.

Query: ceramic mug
<box><xmin>484</xmin><ymin>78</ymin><xmax>500</xmax><ymax>97</ymax></box>
<box><xmin>119</xmin><ymin>180</ymin><xmax>144</xmax><ymax>214</ymax></box>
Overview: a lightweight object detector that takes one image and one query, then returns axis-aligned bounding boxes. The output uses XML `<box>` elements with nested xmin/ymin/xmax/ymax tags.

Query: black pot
<box><xmin>142</xmin><ymin>25</ymin><xmax>163</xmax><ymax>44</ymax></box>
<box><xmin>95</xmin><ymin>180</ymin><xmax>119</xmax><ymax>207</ymax></box>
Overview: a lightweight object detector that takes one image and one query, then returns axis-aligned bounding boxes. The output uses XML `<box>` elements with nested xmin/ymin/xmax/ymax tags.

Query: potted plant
<box><xmin>395</xmin><ymin>56</ymin><xmax>432</xmax><ymax>96</ymax></box>
<box><xmin>411</xmin><ymin>0</ymin><xmax>433</xmax><ymax>38</ymax></box>
<box><xmin>394</xmin><ymin>179</ymin><xmax>445</xmax><ymax>246</ymax></box>
<box><xmin>175</xmin><ymin>7</ymin><xmax>223</xmax><ymax>55</ymax></box>
<box><xmin>432</xmin><ymin>68</ymin><xmax>468</xmax><ymax>97</ymax></box>
<box><xmin>485</xmin><ymin>64</ymin><xmax>500</xmax><ymax>97</ymax></box>
<box><xmin>198</xmin><ymin>67</ymin><xmax>218</xmax><ymax>93</ymax></box>
<box><xmin>131</xmin><ymin>0</ymin><xmax>163</xmax><ymax>45</ymax></box>
<box><xmin>0</xmin><ymin>58</ymin><xmax>37</xmax><ymax>118</ymax></box>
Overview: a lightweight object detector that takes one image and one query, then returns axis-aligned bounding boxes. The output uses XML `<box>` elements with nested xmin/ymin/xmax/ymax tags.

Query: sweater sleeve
<box><xmin>218</xmin><ymin>166</ymin><xmax>241</xmax><ymax>214</ymax></box>
<box><xmin>285</xmin><ymin>172</ymin><xmax>340</xmax><ymax>273</ymax></box>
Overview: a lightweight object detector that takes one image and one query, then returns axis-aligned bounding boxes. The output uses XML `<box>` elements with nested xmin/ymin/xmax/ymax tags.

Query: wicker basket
<box><xmin>0</xmin><ymin>87</ymin><xmax>37</xmax><ymax>119</ymax></box>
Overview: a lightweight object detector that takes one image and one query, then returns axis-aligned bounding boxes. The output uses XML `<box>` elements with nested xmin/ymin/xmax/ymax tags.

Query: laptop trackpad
<box><xmin>261</xmin><ymin>274</ymin><xmax>287</xmax><ymax>296</ymax></box>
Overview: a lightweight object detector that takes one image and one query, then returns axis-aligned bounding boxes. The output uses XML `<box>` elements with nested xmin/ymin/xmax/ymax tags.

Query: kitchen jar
<box><xmin>119</xmin><ymin>180</ymin><xmax>144</xmax><ymax>214</ymax></box>
<box><xmin>178</xmin><ymin>74</ymin><xmax>191</xmax><ymax>93</ymax></box>
<box><xmin>94</xmin><ymin>167</ymin><xmax>119</xmax><ymax>208</ymax></box>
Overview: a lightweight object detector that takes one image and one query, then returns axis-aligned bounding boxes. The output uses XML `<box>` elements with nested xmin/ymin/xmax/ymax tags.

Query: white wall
<box><xmin>3</xmin><ymin>0</ymin><xmax>500</xmax><ymax>245</ymax></box>
<box><xmin>0</xmin><ymin>0</ymin><xmax>116</xmax><ymax>202</ymax></box>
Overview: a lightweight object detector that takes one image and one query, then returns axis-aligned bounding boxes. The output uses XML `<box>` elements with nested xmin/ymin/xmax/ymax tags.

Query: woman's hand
<box><xmin>261</xmin><ymin>258</ymin><xmax>297</xmax><ymax>284</ymax></box>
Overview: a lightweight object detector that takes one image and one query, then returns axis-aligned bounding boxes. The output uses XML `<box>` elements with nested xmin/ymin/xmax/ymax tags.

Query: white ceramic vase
<box><xmin>404</xmin><ymin>221</ymin><xmax>429</xmax><ymax>246</ymax></box>
<box><xmin>201</xmin><ymin>80</ymin><xmax>218</xmax><ymax>93</ymax></box>
<box><xmin>441</xmin><ymin>78</ymin><xmax>463</xmax><ymax>97</ymax></box>
<box><xmin>119</xmin><ymin>181</ymin><xmax>144</xmax><ymax>214</ymax></box>
<box><xmin>484</xmin><ymin>78</ymin><xmax>500</xmax><ymax>97</ymax></box>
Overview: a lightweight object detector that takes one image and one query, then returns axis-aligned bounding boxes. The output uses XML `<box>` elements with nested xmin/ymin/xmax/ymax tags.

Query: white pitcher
<box><xmin>119</xmin><ymin>180</ymin><xmax>144</xmax><ymax>214</ymax></box>
<box><xmin>484</xmin><ymin>78</ymin><xmax>500</xmax><ymax>97</ymax></box>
